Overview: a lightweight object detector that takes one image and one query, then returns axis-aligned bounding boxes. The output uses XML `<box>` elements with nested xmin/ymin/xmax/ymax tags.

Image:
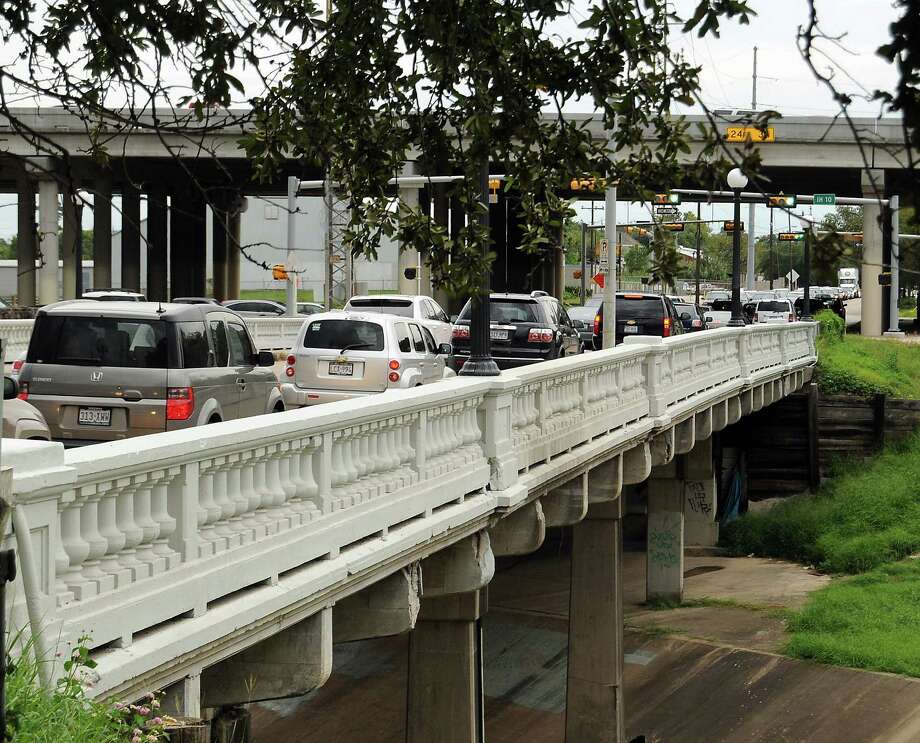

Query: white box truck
<box><xmin>838</xmin><ymin>267</ymin><xmax>859</xmax><ymax>297</ymax></box>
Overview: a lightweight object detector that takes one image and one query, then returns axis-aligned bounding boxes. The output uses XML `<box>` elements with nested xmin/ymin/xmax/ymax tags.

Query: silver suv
<box><xmin>19</xmin><ymin>302</ymin><xmax>283</xmax><ymax>446</ymax></box>
<box><xmin>281</xmin><ymin>311</ymin><xmax>453</xmax><ymax>407</ymax></box>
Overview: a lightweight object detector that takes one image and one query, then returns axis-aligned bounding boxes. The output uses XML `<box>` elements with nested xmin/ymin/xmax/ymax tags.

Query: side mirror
<box><xmin>4</xmin><ymin>375</ymin><xmax>18</xmax><ymax>400</ymax></box>
<box><xmin>450</xmin><ymin>315</ymin><xmax>459</xmax><ymax>324</ymax></box>
<box><xmin>256</xmin><ymin>350</ymin><xmax>275</xmax><ymax>366</ymax></box>
<box><xmin>437</xmin><ymin>343</ymin><xmax>453</xmax><ymax>356</ymax></box>
<box><xmin>704</xmin><ymin>315</ymin><xmax>714</xmax><ymax>323</ymax></box>
<box><xmin>680</xmin><ymin>312</ymin><xmax>691</xmax><ymax>321</ymax></box>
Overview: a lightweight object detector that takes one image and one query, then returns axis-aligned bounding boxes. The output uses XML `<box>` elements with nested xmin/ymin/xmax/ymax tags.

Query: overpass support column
<box><xmin>647</xmin><ymin>458</ymin><xmax>684</xmax><ymax>603</ymax></box>
<box><xmin>212</xmin><ymin>208</ymin><xmax>229</xmax><ymax>302</ymax></box>
<box><xmin>121</xmin><ymin>183</ymin><xmax>142</xmax><ymax>291</ymax></box>
<box><xmin>681</xmin><ymin>437</ymin><xmax>718</xmax><ymax>547</ymax></box>
<box><xmin>398</xmin><ymin>169</ymin><xmax>421</xmax><ymax>295</ymax></box>
<box><xmin>565</xmin><ymin>496</ymin><xmax>625</xmax><ymax>743</ymax></box>
<box><xmin>146</xmin><ymin>186</ymin><xmax>168</xmax><ymax>301</ymax></box>
<box><xmin>228</xmin><ymin>207</ymin><xmax>242</xmax><ymax>299</ymax></box>
<box><xmin>16</xmin><ymin>177</ymin><xmax>36</xmax><ymax>306</ymax></box>
<box><xmin>861</xmin><ymin>169</ymin><xmax>885</xmax><ymax>337</ymax></box>
<box><xmin>92</xmin><ymin>174</ymin><xmax>112</xmax><ymax>291</ymax></box>
<box><xmin>61</xmin><ymin>186</ymin><xmax>81</xmax><ymax>299</ymax></box>
<box><xmin>36</xmin><ymin>175</ymin><xmax>60</xmax><ymax>305</ymax></box>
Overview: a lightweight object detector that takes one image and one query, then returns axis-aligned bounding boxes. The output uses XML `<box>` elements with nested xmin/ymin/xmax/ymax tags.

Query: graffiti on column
<box><xmin>648</xmin><ymin>513</ymin><xmax>681</xmax><ymax>567</ymax></box>
<box><xmin>684</xmin><ymin>481</ymin><xmax>712</xmax><ymax>515</ymax></box>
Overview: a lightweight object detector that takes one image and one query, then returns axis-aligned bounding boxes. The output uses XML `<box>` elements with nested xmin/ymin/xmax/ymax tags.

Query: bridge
<box><xmin>3</xmin><ymin>322</ymin><xmax>816</xmax><ymax>741</ymax></box>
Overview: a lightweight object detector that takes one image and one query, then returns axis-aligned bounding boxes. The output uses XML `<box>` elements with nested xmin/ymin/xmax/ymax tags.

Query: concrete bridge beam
<box><xmin>588</xmin><ymin>455</ymin><xmax>622</xmax><ymax>503</ymax></box>
<box><xmin>675</xmin><ymin>417</ymin><xmax>696</xmax><ymax>455</ymax></box>
<box><xmin>623</xmin><ymin>443</ymin><xmax>651</xmax><ymax>485</ymax></box>
<box><xmin>649</xmin><ymin>428</ymin><xmax>676</xmax><ymax>467</ymax></box>
<box><xmin>420</xmin><ymin>532</ymin><xmax>494</xmax><ymax>597</ymax></box>
<box><xmin>333</xmin><ymin>564</ymin><xmax>422</xmax><ymax>644</ymax></box>
<box><xmin>490</xmin><ymin>501</ymin><xmax>546</xmax><ymax>556</ymax></box>
<box><xmin>408</xmin><ymin>590</ymin><xmax>485</xmax><ymax>743</ymax></box>
<box><xmin>695</xmin><ymin>408</ymin><xmax>713</xmax><ymax>440</ymax></box>
<box><xmin>711</xmin><ymin>400</ymin><xmax>729</xmax><ymax>432</ymax></box>
<box><xmin>565</xmin><ymin>496</ymin><xmax>625</xmax><ymax>743</ymax></box>
<box><xmin>200</xmin><ymin>607</ymin><xmax>332</xmax><ymax>707</ymax></box>
<box><xmin>543</xmin><ymin>473</ymin><xmax>589</xmax><ymax>527</ymax></box>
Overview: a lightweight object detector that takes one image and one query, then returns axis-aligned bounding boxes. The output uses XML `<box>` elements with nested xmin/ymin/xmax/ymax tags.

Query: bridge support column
<box><xmin>92</xmin><ymin>174</ymin><xmax>112</xmax><ymax>291</ymax></box>
<box><xmin>647</xmin><ymin>459</ymin><xmax>684</xmax><ymax>603</ymax></box>
<box><xmin>146</xmin><ymin>186</ymin><xmax>168</xmax><ymax>301</ymax></box>
<box><xmin>16</xmin><ymin>176</ymin><xmax>36</xmax><ymax>306</ymax></box>
<box><xmin>36</xmin><ymin>174</ymin><xmax>60</xmax><ymax>305</ymax></box>
<box><xmin>213</xmin><ymin>207</ymin><xmax>229</xmax><ymax>302</ymax></box>
<box><xmin>565</xmin><ymin>496</ymin><xmax>625</xmax><ymax>743</ymax></box>
<box><xmin>861</xmin><ymin>169</ymin><xmax>885</xmax><ymax>337</ymax></box>
<box><xmin>121</xmin><ymin>183</ymin><xmax>142</xmax><ymax>291</ymax></box>
<box><xmin>61</xmin><ymin>186</ymin><xmax>81</xmax><ymax>299</ymax></box>
<box><xmin>398</xmin><ymin>166</ymin><xmax>422</xmax><ymax>295</ymax></box>
<box><xmin>227</xmin><ymin>208</ymin><xmax>241</xmax><ymax>300</ymax></box>
<box><xmin>408</xmin><ymin>590</ymin><xmax>486</xmax><ymax>743</ymax></box>
<box><xmin>681</xmin><ymin>438</ymin><xmax>718</xmax><ymax>547</ymax></box>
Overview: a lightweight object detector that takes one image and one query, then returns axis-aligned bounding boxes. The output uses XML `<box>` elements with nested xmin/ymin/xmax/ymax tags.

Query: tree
<box><xmin>623</xmin><ymin>244</ymin><xmax>650</xmax><ymax>277</ymax></box>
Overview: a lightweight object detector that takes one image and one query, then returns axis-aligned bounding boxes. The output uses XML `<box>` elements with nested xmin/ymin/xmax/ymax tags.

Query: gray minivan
<box><xmin>18</xmin><ymin>301</ymin><xmax>283</xmax><ymax>446</ymax></box>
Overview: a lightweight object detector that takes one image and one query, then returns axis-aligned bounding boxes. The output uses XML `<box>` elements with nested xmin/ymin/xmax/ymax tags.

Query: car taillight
<box><xmin>527</xmin><ymin>328</ymin><xmax>554</xmax><ymax>343</ymax></box>
<box><xmin>285</xmin><ymin>366</ymin><xmax>295</xmax><ymax>377</ymax></box>
<box><xmin>452</xmin><ymin>325</ymin><xmax>470</xmax><ymax>340</ymax></box>
<box><xmin>11</xmin><ymin>359</ymin><xmax>23</xmax><ymax>374</ymax></box>
<box><xmin>17</xmin><ymin>382</ymin><xmax>28</xmax><ymax>401</ymax></box>
<box><xmin>389</xmin><ymin>359</ymin><xmax>400</xmax><ymax>370</ymax></box>
<box><xmin>286</xmin><ymin>355</ymin><xmax>296</xmax><ymax>365</ymax></box>
<box><xmin>692</xmin><ymin>319</ymin><xmax>702</xmax><ymax>328</ymax></box>
<box><xmin>594</xmin><ymin>314</ymin><xmax>601</xmax><ymax>336</ymax></box>
<box><xmin>753</xmin><ymin>313</ymin><xmax>759</xmax><ymax>323</ymax></box>
<box><xmin>788</xmin><ymin>313</ymin><xmax>795</xmax><ymax>322</ymax></box>
<box><xmin>388</xmin><ymin>371</ymin><xmax>400</xmax><ymax>383</ymax></box>
<box><xmin>663</xmin><ymin>317</ymin><xmax>671</xmax><ymax>337</ymax></box>
<box><xmin>166</xmin><ymin>387</ymin><xmax>194</xmax><ymax>420</ymax></box>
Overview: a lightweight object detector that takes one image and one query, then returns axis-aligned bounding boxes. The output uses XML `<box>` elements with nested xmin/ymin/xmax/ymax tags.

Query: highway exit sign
<box><xmin>814</xmin><ymin>193</ymin><xmax>836</xmax><ymax>205</ymax></box>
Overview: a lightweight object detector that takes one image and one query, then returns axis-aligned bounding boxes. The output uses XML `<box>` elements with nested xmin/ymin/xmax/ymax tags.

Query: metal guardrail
<box><xmin>2</xmin><ymin>322</ymin><xmax>817</xmax><ymax>699</ymax></box>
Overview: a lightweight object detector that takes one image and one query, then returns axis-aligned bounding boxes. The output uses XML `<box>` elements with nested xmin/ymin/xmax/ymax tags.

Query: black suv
<box><xmin>450</xmin><ymin>292</ymin><xmax>581</xmax><ymax>370</ymax></box>
<box><xmin>592</xmin><ymin>292</ymin><xmax>686</xmax><ymax>349</ymax></box>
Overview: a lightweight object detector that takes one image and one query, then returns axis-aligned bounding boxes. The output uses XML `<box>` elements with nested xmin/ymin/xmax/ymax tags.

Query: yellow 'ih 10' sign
<box><xmin>725</xmin><ymin>126</ymin><xmax>775</xmax><ymax>143</ymax></box>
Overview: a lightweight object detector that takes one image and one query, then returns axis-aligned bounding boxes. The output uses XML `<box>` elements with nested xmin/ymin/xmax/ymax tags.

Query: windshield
<box><xmin>27</xmin><ymin>315</ymin><xmax>170</xmax><ymax>367</ymax></box>
<box><xmin>347</xmin><ymin>298</ymin><xmax>414</xmax><ymax>317</ymax></box>
<box><xmin>458</xmin><ymin>299</ymin><xmax>541</xmax><ymax>324</ymax></box>
<box><xmin>757</xmin><ymin>301</ymin><xmax>790</xmax><ymax>312</ymax></box>
<box><xmin>303</xmin><ymin>319</ymin><xmax>385</xmax><ymax>351</ymax></box>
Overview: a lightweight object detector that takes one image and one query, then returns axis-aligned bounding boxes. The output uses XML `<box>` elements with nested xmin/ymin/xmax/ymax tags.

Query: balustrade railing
<box><xmin>3</xmin><ymin>322</ymin><xmax>816</xmax><ymax>664</ymax></box>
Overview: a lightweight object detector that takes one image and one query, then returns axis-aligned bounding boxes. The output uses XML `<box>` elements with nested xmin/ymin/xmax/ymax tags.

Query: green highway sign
<box><xmin>814</xmin><ymin>193</ymin><xmax>836</xmax><ymax>206</ymax></box>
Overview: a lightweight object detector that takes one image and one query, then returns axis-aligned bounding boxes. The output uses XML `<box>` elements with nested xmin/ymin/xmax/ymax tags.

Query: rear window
<box><xmin>347</xmin><ymin>298</ymin><xmax>414</xmax><ymax>317</ymax></box>
<box><xmin>177</xmin><ymin>322</ymin><xmax>211</xmax><ymax>368</ymax></box>
<box><xmin>27</xmin><ymin>314</ymin><xmax>170</xmax><ymax>367</ymax></box>
<box><xmin>757</xmin><ymin>301</ymin><xmax>790</xmax><ymax>312</ymax></box>
<box><xmin>616</xmin><ymin>297</ymin><xmax>664</xmax><ymax>320</ymax></box>
<box><xmin>674</xmin><ymin>304</ymin><xmax>698</xmax><ymax>317</ymax></box>
<box><xmin>458</xmin><ymin>299</ymin><xmax>541</xmax><ymax>324</ymax></box>
<box><xmin>709</xmin><ymin>300</ymin><xmax>733</xmax><ymax>312</ymax></box>
<box><xmin>303</xmin><ymin>319</ymin><xmax>385</xmax><ymax>351</ymax></box>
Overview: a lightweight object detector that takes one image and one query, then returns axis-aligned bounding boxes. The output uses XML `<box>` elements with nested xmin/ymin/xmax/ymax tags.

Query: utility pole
<box><xmin>768</xmin><ymin>207</ymin><xmax>775</xmax><ymax>290</ymax></box>
<box><xmin>752</xmin><ymin>46</ymin><xmax>758</xmax><ymax>110</ymax></box>
<box><xmin>694</xmin><ymin>201</ymin><xmax>701</xmax><ymax>305</ymax></box>
<box><xmin>580</xmin><ymin>223</ymin><xmax>587</xmax><ymax>305</ymax></box>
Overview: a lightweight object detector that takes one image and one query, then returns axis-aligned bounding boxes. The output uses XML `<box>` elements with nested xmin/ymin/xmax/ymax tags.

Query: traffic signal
<box><xmin>653</xmin><ymin>193</ymin><xmax>681</xmax><ymax>205</ymax></box>
<box><xmin>777</xmin><ymin>232</ymin><xmax>804</xmax><ymax>242</ymax></box>
<box><xmin>272</xmin><ymin>264</ymin><xmax>289</xmax><ymax>280</ymax></box>
<box><xmin>569</xmin><ymin>176</ymin><xmax>606</xmax><ymax>191</ymax></box>
<box><xmin>767</xmin><ymin>193</ymin><xmax>797</xmax><ymax>208</ymax></box>
<box><xmin>723</xmin><ymin>221</ymin><xmax>745</xmax><ymax>232</ymax></box>
<box><xmin>662</xmin><ymin>222</ymin><xmax>685</xmax><ymax>232</ymax></box>
<box><xmin>878</xmin><ymin>272</ymin><xmax>892</xmax><ymax>286</ymax></box>
<box><xmin>625</xmin><ymin>226</ymin><xmax>650</xmax><ymax>238</ymax></box>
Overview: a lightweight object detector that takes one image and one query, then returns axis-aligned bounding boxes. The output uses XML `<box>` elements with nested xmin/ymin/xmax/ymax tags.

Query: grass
<box><xmin>785</xmin><ymin>560</ymin><xmax>920</xmax><ymax>677</ymax></box>
<box><xmin>721</xmin><ymin>432</ymin><xmax>920</xmax><ymax>574</ymax></box>
<box><xmin>816</xmin><ymin>329</ymin><xmax>920</xmax><ymax>398</ymax></box>
<box><xmin>239</xmin><ymin>288</ymin><xmax>316</xmax><ymax>302</ymax></box>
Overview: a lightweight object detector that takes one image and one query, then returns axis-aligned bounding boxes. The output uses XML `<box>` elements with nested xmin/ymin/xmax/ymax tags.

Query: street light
<box><xmin>726</xmin><ymin>168</ymin><xmax>748</xmax><ymax>327</ymax></box>
<box><xmin>798</xmin><ymin>215</ymin><xmax>814</xmax><ymax>321</ymax></box>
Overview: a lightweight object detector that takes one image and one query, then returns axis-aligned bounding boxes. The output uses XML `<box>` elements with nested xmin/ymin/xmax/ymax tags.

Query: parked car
<box><xmin>750</xmin><ymin>299</ymin><xmax>795</xmax><ymax>324</ymax></box>
<box><xmin>82</xmin><ymin>289</ymin><xmax>147</xmax><ymax>302</ymax></box>
<box><xmin>592</xmin><ymin>292</ymin><xmax>686</xmax><ymax>349</ymax></box>
<box><xmin>221</xmin><ymin>299</ymin><xmax>287</xmax><ymax>317</ymax></box>
<box><xmin>9</xmin><ymin>351</ymin><xmax>26</xmax><ymax>381</ymax></box>
<box><xmin>3</xmin><ymin>375</ymin><xmax>50</xmax><ymax>440</ymax></box>
<box><xmin>297</xmin><ymin>302</ymin><xmax>326</xmax><ymax>316</ymax></box>
<box><xmin>450</xmin><ymin>292</ymin><xmax>581</xmax><ymax>370</ymax></box>
<box><xmin>567</xmin><ymin>303</ymin><xmax>601</xmax><ymax>351</ymax></box>
<box><xmin>172</xmin><ymin>297</ymin><xmax>220</xmax><ymax>305</ymax></box>
<box><xmin>702</xmin><ymin>299</ymin><xmax>734</xmax><ymax>329</ymax></box>
<box><xmin>673</xmin><ymin>302</ymin><xmax>708</xmax><ymax>331</ymax></box>
<box><xmin>17</xmin><ymin>302</ymin><xmax>282</xmax><ymax>446</ymax></box>
<box><xmin>344</xmin><ymin>295</ymin><xmax>453</xmax><ymax>347</ymax></box>
<box><xmin>281</xmin><ymin>311</ymin><xmax>453</xmax><ymax>407</ymax></box>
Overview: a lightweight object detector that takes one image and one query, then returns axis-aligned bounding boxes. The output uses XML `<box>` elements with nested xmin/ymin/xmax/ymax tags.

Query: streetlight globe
<box><xmin>726</xmin><ymin>168</ymin><xmax>748</xmax><ymax>190</ymax></box>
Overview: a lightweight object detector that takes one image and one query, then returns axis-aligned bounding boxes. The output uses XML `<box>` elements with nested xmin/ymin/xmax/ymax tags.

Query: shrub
<box><xmin>815</xmin><ymin>309</ymin><xmax>844</xmax><ymax>342</ymax></box>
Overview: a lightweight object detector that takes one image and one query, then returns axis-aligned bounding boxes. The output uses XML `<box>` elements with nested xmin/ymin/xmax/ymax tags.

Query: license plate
<box><xmin>623</xmin><ymin>325</ymin><xmax>639</xmax><ymax>334</ymax></box>
<box><xmin>328</xmin><ymin>362</ymin><xmax>354</xmax><ymax>376</ymax></box>
<box><xmin>78</xmin><ymin>407</ymin><xmax>111</xmax><ymax>426</ymax></box>
<box><xmin>490</xmin><ymin>329</ymin><xmax>509</xmax><ymax>340</ymax></box>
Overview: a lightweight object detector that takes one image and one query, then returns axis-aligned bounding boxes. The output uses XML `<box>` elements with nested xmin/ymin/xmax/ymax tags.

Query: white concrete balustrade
<box><xmin>2</xmin><ymin>322</ymin><xmax>816</xmax><ymax>699</ymax></box>
<box><xmin>0</xmin><ymin>316</ymin><xmax>304</xmax><ymax>358</ymax></box>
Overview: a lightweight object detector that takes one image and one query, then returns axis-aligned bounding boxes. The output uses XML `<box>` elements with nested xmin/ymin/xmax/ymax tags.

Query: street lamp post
<box><xmin>727</xmin><ymin>168</ymin><xmax>748</xmax><ymax>327</ymax></box>
<box><xmin>798</xmin><ymin>215</ymin><xmax>814</xmax><ymax>321</ymax></box>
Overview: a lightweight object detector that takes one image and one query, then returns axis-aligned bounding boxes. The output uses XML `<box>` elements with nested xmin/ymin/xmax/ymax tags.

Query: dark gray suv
<box><xmin>18</xmin><ymin>301</ymin><xmax>283</xmax><ymax>446</ymax></box>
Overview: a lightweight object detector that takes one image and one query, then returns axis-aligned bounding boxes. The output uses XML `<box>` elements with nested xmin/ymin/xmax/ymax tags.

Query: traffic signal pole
<box><xmin>603</xmin><ymin>185</ymin><xmax>617</xmax><ymax>349</ymax></box>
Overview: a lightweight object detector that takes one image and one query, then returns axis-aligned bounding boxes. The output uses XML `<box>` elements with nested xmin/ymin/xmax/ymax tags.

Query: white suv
<box><xmin>752</xmin><ymin>299</ymin><xmax>795</xmax><ymax>324</ymax></box>
<box><xmin>343</xmin><ymin>295</ymin><xmax>452</xmax><ymax>347</ymax></box>
<box><xmin>281</xmin><ymin>311</ymin><xmax>454</xmax><ymax>407</ymax></box>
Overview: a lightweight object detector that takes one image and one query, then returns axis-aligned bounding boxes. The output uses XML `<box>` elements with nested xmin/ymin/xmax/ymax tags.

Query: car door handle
<box><xmin>236</xmin><ymin>378</ymin><xmax>247</xmax><ymax>387</ymax></box>
<box><xmin>123</xmin><ymin>390</ymin><xmax>143</xmax><ymax>402</ymax></box>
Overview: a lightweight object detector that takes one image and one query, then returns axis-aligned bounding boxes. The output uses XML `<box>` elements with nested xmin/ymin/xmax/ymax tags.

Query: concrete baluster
<box><xmin>316</xmin><ymin>432</ymin><xmax>334</xmax><ymax>515</ymax></box>
<box><xmin>61</xmin><ymin>498</ymin><xmax>97</xmax><ymax>601</ymax></box>
<box><xmin>329</xmin><ymin>434</ymin><xmax>348</xmax><ymax>508</ymax></box>
<box><xmin>197</xmin><ymin>460</ymin><xmax>225</xmax><ymax>554</ymax></box>
<box><xmin>277</xmin><ymin>442</ymin><xmax>303</xmax><ymax>527</ymax></box>
<box><xmin>293</xmin><ymin>438</ymin><xmax>321</xmax><ymax>515</ymax></box>
<box><xmin>151</xmin><ymin>467</ymin><xmax>180</xmax><ymax>569</ymax></box>
<box><xmin>266</xmin><ymin>444</ymin><xmax>293</xmax><ymax>531</ymax></box>
<box><xmin>252</xmin><ymin>448</ymin><xmax>277</xmax><ymax>534</ymax></box>
<box><xmin>133</xmin><ymin>472</ymin><xmax>166</xmax><ymax>575</ymax></box>
<box><xmin>115</xmin><ymin>477</ymin><xmax>151</xmax><ymax>581</ymax></box>
<box><xmin>401</xmin><ymin>418</ymin><xmax>417</xmax><ymax>484</ymax></box>
<box><xmin>54</xmin><ymin>501</ymin><xmax>76</xmax><ymax>606</ymax></box>
<box><xmin>96</xmin><ymin>483</ymin><xmax>131</xmax><ymax>588</ymax></box>
<box><xmin>224</xmin><ymin>454</ymin><xmax>251</xmax><ymax>544</ymax></box>
<box><xmin>74</xmin><ymin>487</ymin><xmax>113</xmax><ymax>595</ymax></box>
<box><xmin>211</xmin><ymin>458</ymin><xmax>242</xmax><ymax>549</ymax></box>
<box><xmin>238</xmin><ymin>452</ymin><xmax>267</xmax><ymax>540</ymax></box>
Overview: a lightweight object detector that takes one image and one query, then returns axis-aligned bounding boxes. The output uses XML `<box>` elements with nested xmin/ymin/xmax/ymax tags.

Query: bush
<box><xmin>898</xmin><ymin>295</ymin><xmax>916</xmax><ymax>310</ymax></box>
<box><xmin>815</xmin><ymin>309</ymin><xmax>844</xmax><ymax>342</ymax></box>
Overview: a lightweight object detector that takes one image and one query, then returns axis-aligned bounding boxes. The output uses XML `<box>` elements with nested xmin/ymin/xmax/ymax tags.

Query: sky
<box><xmin>0</xmin><ymin>0</ymin><xmax>902</xmax><ymax>240</ymax></box>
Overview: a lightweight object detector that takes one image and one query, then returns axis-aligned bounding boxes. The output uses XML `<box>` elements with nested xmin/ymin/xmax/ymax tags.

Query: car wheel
<box><xmin>273</xmin><ymin>402</ymin><xmax>285</xmax><ymax>413</ymax></box>
<box><xmin>208</xmin><ymin>415</ymin><xmax>222</xmax><ymax>425</ymax></box>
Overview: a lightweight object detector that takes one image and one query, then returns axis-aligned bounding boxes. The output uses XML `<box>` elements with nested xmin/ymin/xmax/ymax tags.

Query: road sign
<box><xmin>593</xmin><ymin>273</ymin><xmax>605</xmax><ymax>288</ymax></box>
<box><xmin>785</xmin><ymin>269</ymin><xmax>800</xmax><ymax>283</ymax></box>
<box><xmin>814</xmin><ymin>193</ymin><xmax>836</xmax><ymax>206</ymax></box>
<box><xmin>723</xmin><ymin>220</ymin><xmax>745</xmax><ymax>232</ymax></box>
<box><xmin>778</xmin><ymin>232</ymin><xmax>804</xmax><ymax>242</ymax></box>
<box><xmin>653</xmin><ymin>193</ymin><xmax>681</xmax><ymax>205</ymax></box>
<box><xmin>598</xmin><ymin>239</ymin><xmax>609</xmax><ymax>269</ymax></box>
<box><xmin>725</xmin><ymin>126</ymin><xmax>775</xmax><ymax>143</ymax></box>
<box><xmin>655</xmin><ymin>205</ymin><xmax>680</xmax><ymax>217</ymax></box>
<box><xmin>767</xmin><ymin>194</ymin><xmax>797</xmax><ymax>208</ymax></box>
